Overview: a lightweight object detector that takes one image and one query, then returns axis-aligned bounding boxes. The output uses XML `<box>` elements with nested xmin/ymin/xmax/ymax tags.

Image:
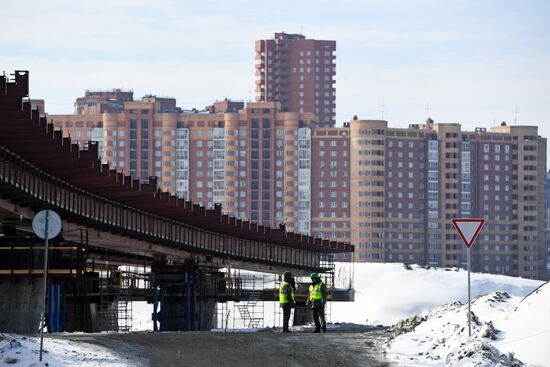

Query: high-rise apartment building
<box><xmin>50</xmin><ymin>95</ymin><xmax>317</xmax><ymax>230</ymax></box>
<box><xmin>348</xmin><ymin>120</ymin><xmax>547</xmax><ymax>281</ymax></box>
<box><xmin>75</xmin><ymin>89</ymin><xmax>134</xmax><ymax>114</ymax></box>
<box><xmin>255</xmin><ymin>32</ymin><xmax>336</xmax><ymax>127</ymax></box>
<box><xmin>49</xmin><ymin>94</ymin><xmax>548</xmax><ymax>280</ymax></box>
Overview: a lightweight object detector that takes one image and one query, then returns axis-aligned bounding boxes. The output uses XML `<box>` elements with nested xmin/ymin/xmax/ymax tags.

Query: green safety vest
<box><xmin>309</xmin><ymin>282</ymin><xmax>324</xmax><ymax>301</ymax></box>
<box><xmin>279</xmin><ymin>281</ymin><xmax>295</xmax><ymax>304</ymax></box>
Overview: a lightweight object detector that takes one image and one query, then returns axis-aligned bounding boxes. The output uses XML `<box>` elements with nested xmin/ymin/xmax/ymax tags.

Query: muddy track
<box><xmin>56</xmin><ymin>326</ymin><xmax>394</xmax><ymax>367</ymax></box>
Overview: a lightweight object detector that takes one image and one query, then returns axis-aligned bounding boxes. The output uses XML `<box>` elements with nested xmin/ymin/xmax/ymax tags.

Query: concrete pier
<box><xmin>0</xmin><ymin>279</ymin><xmax>44</xmax><ymax>334</ymax></box>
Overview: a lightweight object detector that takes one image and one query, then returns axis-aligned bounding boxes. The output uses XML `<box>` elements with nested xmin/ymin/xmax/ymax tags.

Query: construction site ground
<box><xmin>55</xmin><ymin>325</ymin><xmax>393</xmax><ymax>367</ymax></box>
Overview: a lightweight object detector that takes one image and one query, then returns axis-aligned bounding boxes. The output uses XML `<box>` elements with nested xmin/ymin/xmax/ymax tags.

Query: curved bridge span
<box><xmin>0</xmin><ymin>70</ymin><xmax>351</xmax><ymax>272</ymax></box>
<box><xmin>0</xmin><ymin>71</ymin><xmax>352</xmax><ymax>333</ymax></box>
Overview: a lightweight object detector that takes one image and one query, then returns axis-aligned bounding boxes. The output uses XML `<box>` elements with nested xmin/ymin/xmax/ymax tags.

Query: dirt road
<box><xmin>59</xmin><ymin>326</ymin><xmax>393</xmax><ymax>367</ymax></box>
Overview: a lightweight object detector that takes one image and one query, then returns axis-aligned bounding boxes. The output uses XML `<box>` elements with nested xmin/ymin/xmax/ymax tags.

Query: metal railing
<box><xmin>0</xmin><ymin>145</ymin><xmax>323</xmax><ymax>270</ymax></box>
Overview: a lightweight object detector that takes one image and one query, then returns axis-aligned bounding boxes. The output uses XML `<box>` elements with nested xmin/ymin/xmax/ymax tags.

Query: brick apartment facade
<box><xmin>255</xmin><ymin>32</ymin><xmax>336</xmax><ymax>127</ymax></box>
<box><xmin>50</xmin><ymin>92</ymin><xmax>548</xmax><ymax>279</ymax></box>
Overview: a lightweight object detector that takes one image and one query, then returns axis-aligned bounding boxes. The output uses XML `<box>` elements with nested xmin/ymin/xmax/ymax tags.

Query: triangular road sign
<box><xmin>452</xmin><ymin>218</ymin><xmax>485</xmax><ymax>248</ymax></box>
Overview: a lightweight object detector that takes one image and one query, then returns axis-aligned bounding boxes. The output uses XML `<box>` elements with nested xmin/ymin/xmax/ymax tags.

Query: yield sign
<box><xmin>452</xmin><ymin>218</ymin><xmax>485</xmax><ymax>248</ymax></box>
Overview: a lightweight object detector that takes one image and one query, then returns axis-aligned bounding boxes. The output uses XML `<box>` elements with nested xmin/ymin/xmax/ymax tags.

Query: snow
<box><xmin>331</xmin><ymin>262</ymin><xmax>541</xmax><ymax>326</ymax></box>
<box><xmin>131</xmin><ymin>302</ymin><xmax>153</xmax><ymax>332</ymax></box>
<box><xmin>0</xmin><ymin>333</ymin><xmax>129</xmax><ymax>366</ymax></box>
<box><xmin>493</xmin><ymin>283</ymin><xmax>550</xmax><ymax>366</ymax></box>
<box><xmin>387</xmin><ymin>292</ymin><xmax>525</xmax><ymax>366</ymax></box>
<box><xmin>357</xmin><ymin>262</ymin><xmax>550</xmax><ymax>366</ymax></box>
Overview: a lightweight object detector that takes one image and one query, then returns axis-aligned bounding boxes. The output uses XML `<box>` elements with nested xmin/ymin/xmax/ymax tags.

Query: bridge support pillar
<box><xmin>152</xmin><ymin>262</ymin><xmax>200</xmax><ymax>331</ymax></box>
<box><xmin>63</xmin><ymin>278</ymin><xmax>116</xmax><ymax>333</ymax></box>
<box><xmin>0</xmin><ymin>278</ymin><xmax>44</xmax><ymax>333</ymax></box>
<box><xmin>199</xmin><ymin>299</ymin><xmax>217</xmax><ymax>330</ymax></box>
<box><xmin>64</xmin><ymin>300</ymin><xmax>98</xmax><ymax>332</ymax></box>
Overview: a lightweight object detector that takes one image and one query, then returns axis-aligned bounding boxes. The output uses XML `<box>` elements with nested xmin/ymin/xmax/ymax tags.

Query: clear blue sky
<box><xmin>1</xmin><ymin>0</ymin><xmax>549</xmax><ymax>143</ymax></box>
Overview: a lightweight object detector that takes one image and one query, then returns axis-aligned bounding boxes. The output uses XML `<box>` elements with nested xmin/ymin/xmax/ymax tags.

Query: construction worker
<box><xmin>306</xmin><ymin>272</ymin><xmax>327</xmax><ymax>333</ymax></box>
<box><xmin>279</xmin><ymin>271</ymin><xmax>295</xmax><ymax>333</ymax></box>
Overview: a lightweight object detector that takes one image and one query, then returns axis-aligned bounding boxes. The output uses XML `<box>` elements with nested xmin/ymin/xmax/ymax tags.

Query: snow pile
<box><xmin>494</xmin><ymin>283</ymin><xmax>550</xmax><ymax>366</ymax></box>
<box><xmin>332</xmin><ymin>262</ymin><xmax>541</xmax><ymax>325</ymax></box>
<box><xmin>0</xmin><ymin>334</ymin><xmax>131</xmax><ymax>366</ymax></box>
<box><xmin>386</xmin><ymin>283</ymin><xmax>550</xmax><ymax>366</ymax></box>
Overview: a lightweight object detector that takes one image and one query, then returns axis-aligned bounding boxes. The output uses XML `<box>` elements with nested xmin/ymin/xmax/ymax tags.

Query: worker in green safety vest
<box><xmin>306</xmin><ymin>272</ymin><xmax>327</xmax><ymax>333</ymax></box>
<box><xmin>279</xmin><ymin>271</ymin><xmax>295</xmax><ymax>333</ymax></box>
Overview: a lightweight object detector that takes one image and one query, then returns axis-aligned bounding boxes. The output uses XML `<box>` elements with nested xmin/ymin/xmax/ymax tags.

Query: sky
<box><xmin>1</xmin><ymin>0</ymin><xmax>549</xmax><ymax>142</ymax></box>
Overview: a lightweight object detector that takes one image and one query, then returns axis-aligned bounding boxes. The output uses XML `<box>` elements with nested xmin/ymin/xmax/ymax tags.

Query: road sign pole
<box><xmin>467</xmin><ymin>246</ymin><xmax>471</xmax><ymax>337</ymax></box>
<box><xmin>39</xmin><ymin>210</ymin><xmax>50</xmax><ymax>362</ymax></box>
<box><xmin>451</xmin><ymin>218</ymin><xmax>485</xmax><ymax>339</ymax></box>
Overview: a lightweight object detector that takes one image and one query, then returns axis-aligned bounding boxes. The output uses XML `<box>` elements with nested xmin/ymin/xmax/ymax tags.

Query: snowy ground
<box><xmin>0</xmin><ymin>333</ymin><xmax>134</xmax><ymax>366</ymax></box>
<box><xmin>332</xmin><ymin>263</ymin><xmax>547</xmax><ymax>367</ymax></box>
<box><xmin>131</xmin><ymin>302</ymin><xmax>153</xmax><ymax>332</ymax></box>
<box><xmin>495</xmin><ymin>283</ymin><xmax>550</xmax><ymax>366</ymax></box>
<box><xmin>387</xmin><ymin>284</ymin><xmax>550</xmax><ymax>366</ymax></box>
<box><xmin>331</xmin><ymin>263</ymin><xmax>541</xmax><ymax>326</ymax></box>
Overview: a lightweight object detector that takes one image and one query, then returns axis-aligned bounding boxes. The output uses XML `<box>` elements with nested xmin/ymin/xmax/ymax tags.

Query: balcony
<box><xmin>274</xmin><ymin>51</ymin><xmax>289</xmax><ymax>60</ymax></box>
<box><xmin>274</xmin><ymin>70</ymin><xmax>289</xmax><ymax>77</ymax></box>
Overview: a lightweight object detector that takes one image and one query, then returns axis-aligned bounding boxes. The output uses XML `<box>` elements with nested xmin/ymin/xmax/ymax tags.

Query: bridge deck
<box><xmin>0</xmin><ymin>70</ymin><xmax>353</xmax><ymax>273</ymax></box>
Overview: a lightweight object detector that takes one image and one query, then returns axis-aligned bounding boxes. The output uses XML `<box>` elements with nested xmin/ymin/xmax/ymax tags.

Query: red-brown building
<box><xmin>50</xmin><ymin>92</ymin><xmax>549</xmax><ymax>279</ymax></box>
<box><xmin>255</xmin><ymin>32</ymin><xmax>336</xmax><ymax>127</ymax></box>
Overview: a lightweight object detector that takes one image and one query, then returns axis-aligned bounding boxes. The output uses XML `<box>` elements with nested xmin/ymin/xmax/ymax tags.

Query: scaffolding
<box><xmin>319</xmin><ymin>254</ymin><xmax>335</xmax><ymax>324</ymax></box>
<box><xmin>216</xmin><ymin>299</ymin><xmax>231</xmax><ymax>331</ymax></box>
<box><xmin>215</xmin><ymin>270</ymin><xmax>279</xmax><ymax>330</ymax></box>
<box><xmin>116</xmin><ymin>266</ymin><xmax>135</xmax><ymax>332</ymax></box>
<box><xmin>98</xmin><ymin>268</ymin><xmax>118</xmax><ymax>331</ymax></box>
<box><xmin>95</xmin><ymin>264</ymin><xmax>151</xmax><ymax>332</ymax></box>
<box><xmin>234</xmin><ymin>273</ymin><xmax>265</xmax><ymax>328</ymax></box>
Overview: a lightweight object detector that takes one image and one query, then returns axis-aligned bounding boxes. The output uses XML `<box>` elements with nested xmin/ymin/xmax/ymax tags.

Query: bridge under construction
<box><xmin>0</xmin><ymin>70</ymin><xmax>353</xmax><ymax>333</ymax></box>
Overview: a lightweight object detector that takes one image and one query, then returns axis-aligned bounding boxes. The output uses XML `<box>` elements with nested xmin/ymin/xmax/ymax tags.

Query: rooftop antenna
<box><xmin>426</xmin><ymin>103</ymin><xmax>431</xmax><ymax>119</ymax></box>
<box><xmin>248</xmin><ymin>87</ymin><xmax>252</xmax><ymax>102</ymax></box>
<box><xmin>514</xmin><ymin>106</ymin><xmax>519</xmax><ymax>125</ymax></box>
<box><xmin>300</xmin><ymin>25</ymin><xmax>304</xmax><ymax>35</ymax></box>
<box><xmin>380</xmin><ymin>100</ymin><xmax>385</xmax><ymax>120</ymax></box>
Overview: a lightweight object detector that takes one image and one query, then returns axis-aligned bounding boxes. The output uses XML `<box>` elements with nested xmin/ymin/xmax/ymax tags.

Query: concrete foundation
<box><xmin>199</xmin><ymin>299</ymin><xmax>217</xmax><ymax>330</ymax></box>
<box><xmin>64</xmin><ymin>300</ymin><xmax>99</xmax><ymax>333</ymax></box>
<box><xmin>161</xmin><ymin>298</ymin><xmax>187</xmax><ymax>331</ymax></box>
<box><xmin>0</xmin><ymin>278</ymin><xmax>44</xmax><ymax>334</ymax></box>
<box><xmin>152</xmin><ymin>267</ymin><xmax>200</xmax><ymax>331</ymax></box>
